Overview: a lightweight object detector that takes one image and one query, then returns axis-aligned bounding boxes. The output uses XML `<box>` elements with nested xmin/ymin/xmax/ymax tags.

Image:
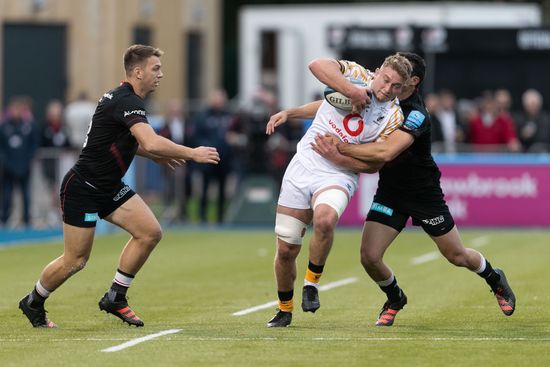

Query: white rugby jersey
<box><xmin>296</xmin><ymin>60</ymin><xmax>404</xmax><ymax>177</ymax></box>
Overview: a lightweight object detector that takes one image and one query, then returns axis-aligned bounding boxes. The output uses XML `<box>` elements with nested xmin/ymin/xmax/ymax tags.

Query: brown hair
<box><xmin>381</xmin><ymin>54</ymin><xmax>412</xmax><ymax>81</ymax></box>
<box><xmin>123</xmin><ymin>44</ymin><xmax>164</xmax><ymax>75</ymax></box>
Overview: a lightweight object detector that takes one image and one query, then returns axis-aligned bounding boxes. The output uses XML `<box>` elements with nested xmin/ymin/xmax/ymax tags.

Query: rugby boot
<box><xmin>19</xmin><ymin>294</ymin><xmax>57</xmax><ymax>328</ymax></box>
<box><xmin>375</xmin><ymin>290</ymin><xmax>407</xmax><ymax>327</ymax></box>
<box><xmin>267</xmin><ymin>310</ymin><xmax>292</xmax><ymax>327</ymax></box>
<box><xmin>491</xmin><ymin>269</ymin><xmax>516</xmax><ymax>316</ymax></box>
<box><xmin>98</xmin><ymin>293</ymin><xmax>144</xmax><ymax>327</ymax></box>
<box><xmin>301</xmin><ymin>285</ymin><xmax>320</xmax><ymax>313</ymax></box>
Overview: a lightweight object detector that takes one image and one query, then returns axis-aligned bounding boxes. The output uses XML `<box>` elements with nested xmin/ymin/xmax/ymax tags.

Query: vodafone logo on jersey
<box><xmin>328</xmin><ymin>113</ymin><xmax>365</xmax><ymax>143</ymax></box>
<box><xmin>328</xmin><ymin>119</ymin><xmax>350</xmax><ymax>143</ymax></box>
<box><xmin>342</xmin><ymin>113</ymin><xmax>364</xmax><ymax>137</ymax></box>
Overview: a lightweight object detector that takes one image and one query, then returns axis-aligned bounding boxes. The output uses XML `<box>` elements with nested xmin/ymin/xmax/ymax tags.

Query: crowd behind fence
<box><xmin>1</xmin><ymin>86</ymin><xmax>550</xmax><ymax>229</ymax></box>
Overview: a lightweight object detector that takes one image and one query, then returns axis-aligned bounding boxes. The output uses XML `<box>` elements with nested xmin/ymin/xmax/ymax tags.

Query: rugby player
<box><xmin>313</xmin><ymin>52</ymin><xmax>516</xmax><ymax>326</ymax></box>
<box><xmin>19</xmin><ymin>44</ymin><xmax>220</xmax><ymax>328</ymax></box>
<box><xmin>264</xmin><ymin>54</ymin><xmax>411</xmax><ymax>327</ymax></box>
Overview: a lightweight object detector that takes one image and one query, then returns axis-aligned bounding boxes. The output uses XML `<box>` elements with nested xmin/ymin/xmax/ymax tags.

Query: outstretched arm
<box><xmin>130</xmin><ymin>122</ymin><xmax>220</xmax><ymax>164</ymax></box>
<box><xmin>136</xmin><ymin>146</ymin><xmax>185</xmax><ymax>170</ymax></box>
<box><xmin>266</xmin><ymin>100</ymin><xmax>323</xmax><ymax>135</ymax></box>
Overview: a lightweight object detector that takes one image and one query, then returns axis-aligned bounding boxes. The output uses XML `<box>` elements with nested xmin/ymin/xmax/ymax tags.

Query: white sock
<box><xmin>474</xmin><ymin>254</ymin><xmax>486</xmax><ymax>274</ymax></box>
<box><xmin>113</xmin><ymin>270</ymin><xmax>134</xmax><ymax>288</ymax></box>
<box><xmin>304</xmin><ymin>280</ymin><xmax>319</xmax><ymax>288</ymax></box>
<box><xmin>35</xmin><ymin>280</ymin><xmax>51</xmax><ymax>298</ymax></box>
<box><xmin>376</xmin><ymin>274</ymin><xmax>395</xmax><ymax>287</ymax></box>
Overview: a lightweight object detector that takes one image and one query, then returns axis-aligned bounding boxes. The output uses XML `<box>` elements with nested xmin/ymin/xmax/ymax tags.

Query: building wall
<box><xmin>0</xmin><ymin>0</ymin><xmax>221</xmax><ymax>108</ymax></box>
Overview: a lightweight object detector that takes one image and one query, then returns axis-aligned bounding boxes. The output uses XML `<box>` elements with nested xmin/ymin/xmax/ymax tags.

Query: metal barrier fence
<box><xmin>2</xmin><ymin>147</ymin><xmax>549</xmax><ymax>230</ymax></box>
<box><xmin>0</xmin><ymin>147</ymin><xmax>242</xmax><ymax>229</ymax></box>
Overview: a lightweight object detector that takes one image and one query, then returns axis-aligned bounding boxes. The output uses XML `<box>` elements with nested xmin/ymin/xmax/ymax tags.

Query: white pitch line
<box><xmin>4</xmin><ymin>336</ymin><xmax>550</xmax><ymax>344</ymax></box>
<box><xmin>317</xmin><ymin>277</ymin><xmax>358</xmax><ymax>291</ymax></box>
<box><xmin>471</xmin><ymin>235</ymin><xmax>490</xmax><ymax>248</ymax></box>
<box><xmin>170</xmin><ymin>336</ymin><xmax>550</xmax><ymax>342</ymax></box>
<box><xmin>232</xmin><ymin>277</ymin><xmax>358</xmax><ymax>316</ymax></box>
<box><xmin>411</xmin><ymin>235</ymin><xmax>491</xmax><ymax>265</ymax></box>
<box><xmin>411</xmin><ymin>251</ymin><xmax>440</xmax><ymax>265</ymax></box>
<box><xmin>232</xmin><ymin>300</ymin><xmax>279</xmax><ymax>316</ymax></box>
<box><xmin>101</xmin><ymin>329</ymin><xmax>181</xmax><ymax>353</ymax></box>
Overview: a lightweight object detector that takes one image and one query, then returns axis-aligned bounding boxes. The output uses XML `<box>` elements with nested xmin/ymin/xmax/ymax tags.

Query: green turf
<box><xmin>1</xmin><ymin>229</ymin><xmax>549</xmax><ymax>366</ymax></box>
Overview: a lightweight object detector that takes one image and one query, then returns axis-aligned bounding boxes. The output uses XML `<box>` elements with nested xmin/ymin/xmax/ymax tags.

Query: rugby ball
<box><xmin>323</xmin><ymin>78</ymin><xmax>367</xmax><ymax>112</ymax></box>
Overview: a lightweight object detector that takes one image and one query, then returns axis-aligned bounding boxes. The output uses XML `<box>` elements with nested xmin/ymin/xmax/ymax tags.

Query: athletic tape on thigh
<box><xmin>313</xmin><ymin>189</ymin><xmax>349</xmax><ymax>218</ymax></box>
<box><xmin>275</xmin><ymin>213</ymin><xmax>307</xmax><ymax>245</ymax></box>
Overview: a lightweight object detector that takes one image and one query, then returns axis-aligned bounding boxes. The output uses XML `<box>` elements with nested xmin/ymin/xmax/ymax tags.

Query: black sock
<box><xmin>29</xmin><ymin>288</ymin><xmax>46</xmax><ymax>308</ymax></box>
<box><xmin>278</xmin><ymin>290</ymin><xmax>293</xmax><ymax>302</ymax></box>
<box><xmin>109</xmin><ymin>282</ymin><xmax>129</xmax><ymax>302</ymax></box>
<box><xmin>277</xmin><ymin>290</ymin><xmax>294</xmax><ymax>313</ymax></box>
<box><xmin>380</xmin><ymin>277</ymin><xmax>402</xmax><ymax>303</ymax></box>
<box><xmin>308</xmin><ymin>261</ymin><xmax>324</xmax><ymax>274</ymax></box>
<box><xmin>478</xmin><ymin>259</ymin><xmax>501</xmax><ymax>289</ymax></box>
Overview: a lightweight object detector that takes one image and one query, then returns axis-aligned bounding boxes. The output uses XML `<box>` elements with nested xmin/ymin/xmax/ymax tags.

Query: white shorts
<box><xmin>278</xmin><ymin>155</ymin><xmax>358</xmax><ymax>210</ymax></box>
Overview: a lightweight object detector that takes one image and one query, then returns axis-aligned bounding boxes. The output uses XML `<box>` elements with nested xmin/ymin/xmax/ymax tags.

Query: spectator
<box><xmin>231</xmin><ymin>87</ymin><xmax>279</xmax><ymax>176</ymax></box>
<box><xmin>514</xmin><ymin>89</ymin><xmax>550</xmax><ymax>152</ymax></box>
<box><xmin>64</xmin><ymin>92</ymin><xmax>96</xmax><ymax>149</ymax></box>
<box><xmin>194</xmin><ymin>89</ymin><xmax>234</xmax><ymax>224</ymax></box>
<box><xmin>468</xmin><ymin>92</ymin><xmax>521</xmax><ymax>152</ymax></box>
<box><xmin>158</xmin><ymin>99</ymin><xmax>189</xmax><ymax>222</ymax></box>
<box><xmin>41</xmin><ymin>100</ymin><xmax>71</xmax><ymax>226</ymax></box>
<box><xmin>0</xmin><ymin>97</ymin><xmax>38</xmax><ymax>227</ymax></box>
<box><xmin>426</xmin><ymin>92</ymin><xmax>444</xmax><ymax>151</ymax></box>
<box><xmin>434</xmin><ymin>89</ymin><xmax>464</xmax><ymax>153</ymax></box>
<box><xmin>494</xmin><ymin>88</ymin><xmax>513</xmax><ymax>117</ymax></box>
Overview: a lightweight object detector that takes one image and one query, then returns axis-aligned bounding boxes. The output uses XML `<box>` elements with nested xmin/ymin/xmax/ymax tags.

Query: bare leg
<box><xmin>360</xmin><ymin>221</ymin><xmax>400</xmax><ymax>282</ymax></box>
<box><xmin>96</xmin><ymin>194</ymin><xmax>161</xmax><ymax>327</ymax></box>
<box><xmin>267</xmin><ymin>205</ymin><xmax>311</xmax><ymax>326</ymax></box>
<box><xmin>431</xmin><ymin>225</ymin><xmax>516</xmax><ymax>316</ymax></box>
<box><xmin>430</xmin><ymin>226</ymin><xmax>483</xmax><ymax>270</ymax></box>
<box><xmin>360</xmin><ymin>221</ymin><xmax>406</xmax><ymax>326</ymax></box>
<box><xmin>104</xmin><ymin>194</ymin><xmax>163</xmax><ymax>275</ymax></box>
<box><xmin>19</xmin><ymin>223</ymin><xmax>95</xmax><ymax>328</ymax></box>
<box><xmin>40</xmin><ymin>223</ymin><xmax>95</xmax><ymax>291</ymax></box>
<box><xmin>307</xmin><ymin>204</ymin><xmax>339</xmax><ymax>266</ymax></box>
<box><xmin>273</xmin><ymin>205</ymin><xmax>312</xmax><ymax>293</ymax></box>
<box><xmin>274</xmin><ymin>239</ymin><xmax>302</xmax><ymax>292</ymax></box>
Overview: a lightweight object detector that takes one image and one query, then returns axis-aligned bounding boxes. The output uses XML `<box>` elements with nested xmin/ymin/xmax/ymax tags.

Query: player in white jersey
<box><xmin>265</xmin><ymin>54</ymin><xmax>412</xmax><ymax>327</ymax></box>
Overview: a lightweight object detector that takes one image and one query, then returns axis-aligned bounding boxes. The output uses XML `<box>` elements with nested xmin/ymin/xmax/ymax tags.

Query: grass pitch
<box><xmin>1</xmin><ymin>228</ymin><xmax>549</xmax><ymax>366</ymax></box>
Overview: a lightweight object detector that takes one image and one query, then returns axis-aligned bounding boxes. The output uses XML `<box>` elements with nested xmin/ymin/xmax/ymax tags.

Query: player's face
<box><xmin>371</xmin><ymin>66</ymin><xmax>405</xmax><ymax>102</ymax></box>
<box><xmin>141</xmin><ymin>56</ymin><xmax>163</xmax><ymax>95</ymax></box>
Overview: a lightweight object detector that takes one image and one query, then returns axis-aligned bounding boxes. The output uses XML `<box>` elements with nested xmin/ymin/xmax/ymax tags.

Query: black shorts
<box><xmin>365</xmin><ymin>189</ymin><xmax>455</xmax><ymax>237</ymax></box>
<box><xmin>59</xmin><ymin>170</ymin><xmax>135</xmax><ymax>228</ymax></box>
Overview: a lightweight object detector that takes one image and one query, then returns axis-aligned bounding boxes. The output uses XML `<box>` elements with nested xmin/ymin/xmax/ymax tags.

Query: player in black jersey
<box><xmin>312</xmin><ymin>52</ymin><xmax>515</xmax><ymax>326</ymax></box>
<box><xmin>18</xmin><ymin>45</ymin><xmax>220</xmax><ymax>328</ymax></box>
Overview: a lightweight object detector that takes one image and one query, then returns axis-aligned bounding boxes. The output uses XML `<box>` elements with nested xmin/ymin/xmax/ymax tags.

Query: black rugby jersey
<box><xmin>377</xmin><ymin>90</ymin><xmax>441</xmax><ymax>196</ymax></box>
<box><xmin>72</xmin><ymin>82</ymin><xmax>148</xmax><ymax>190</ymax></box>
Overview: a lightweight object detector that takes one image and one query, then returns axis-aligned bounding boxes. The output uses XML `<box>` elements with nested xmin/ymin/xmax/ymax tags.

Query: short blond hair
<box><xmin>381</xmin><ymin>54</ymin><xmax>412</xmax><ymax>81</ymax></box>
<box><xmin>123</xmin><ymin>44</ymin><xmax>164</xmax><ymax>75</ymax></box>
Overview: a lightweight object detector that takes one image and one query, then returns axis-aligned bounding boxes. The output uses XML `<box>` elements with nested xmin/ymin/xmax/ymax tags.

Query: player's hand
<box><xmin>349</xmin><ymin>85</ymin><xmax>371</xmax><ymax>114</ymax></box>
<box><xmin>311</xmin><ymin>134</ymin><xmax>341</xmax><ymax>163</ymax></box>
<box><xmin>154</xmin><ymin>157</ymin><xmax>186</xmax><ymax>170</ymax></box>
<box><xmin>266</xmin><ymin>110</ymin><xmax>289</xmax><ymax>135</ymax></box>
<box><xmin>192</xmin><ymin>146</ymin><xmax>220</xmax><ymax>164</ymax></box>
<box><xmin>322</xmin><ymin>133</ymin><xmax>342</xmax><ymax>146</ymax></box>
